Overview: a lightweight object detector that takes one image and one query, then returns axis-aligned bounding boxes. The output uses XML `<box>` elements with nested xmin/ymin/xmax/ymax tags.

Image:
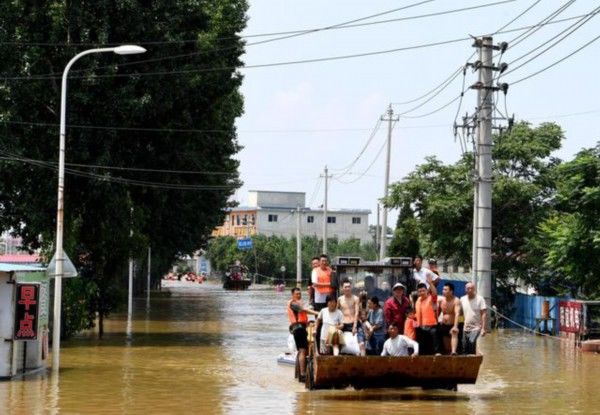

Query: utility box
<box><xmin>0</xmin><ymin>264</ymin><xmax>49</xmax><ymax>379</ymax></box>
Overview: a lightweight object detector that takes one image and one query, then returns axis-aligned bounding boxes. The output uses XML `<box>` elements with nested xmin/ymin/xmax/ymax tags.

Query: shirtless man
<box><xmin>437</xmin><ymin>282</ymin><xmax>460</xmax><ymax>355</ymax></box>
<box><xmin>338</xmin><ymin>279</ymin><xmax>359</xmax><ymax>335</ymax></box>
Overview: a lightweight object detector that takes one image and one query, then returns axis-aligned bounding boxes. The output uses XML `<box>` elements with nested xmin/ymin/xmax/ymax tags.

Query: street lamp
<box><xmin>52</xmin><ymin>45</ymin><xmax>147</xmax><ymax>373</ymax></box>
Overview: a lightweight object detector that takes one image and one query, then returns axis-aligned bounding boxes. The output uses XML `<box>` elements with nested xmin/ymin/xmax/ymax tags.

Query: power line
<box><xmin>400</xmin><ymin>95</ymin><xmax>461</xmax><ymax>119</ymax></box>
<box><xmin>505</xmin><ymin>0</ymin><xmax>576</xmax><ymax>48</ymax></box>
<box><xmin>0</xmin><ymin>150</ymin><xmax>238</xmax><ymax>191</ymax></box>
<box><xmin>504</xmin><ymin>7</ymin><xmax>600</xmax><ymax>77</ymax></box>
<box><xmin>334</xmin><ymin>136</ymin><xmax>388</xmax><ymax>185</ymax></box>
<box><xmin>0</xmin><ymin>119</ymin><xmax>374</xmax><ymax>134</ymax></box>
<box><xmin>391</xmin><ymin>66</ymin><xmax>463</xmax><ymax>106</ymax></box>
<box><xmin>494</xmin><ymin>0</ymin><xmax>543</xmax><ymax>34</ymax></box>
<box><xmin>510</xmin><ymin>33</ymin><xmax>600</xmax><ymax>85</ymax></box>
<box><xmin>2</xmin><ymin>12</ymin><xmax>594</xmax><ymax>82</ymax></box>
<box><xmin>2</xmin><ymin>36</ymin><xmax>473</xmax><ymax>81</ymax></box>
<box><xmin>330</xmin><ymin>118</ymin><xmax>382</xmax><ymax>174</ymax></box>
<box><xmin>0</xmin><ymin>0</ymin><xmax>437</xmax><ymax>48</ymax></box>
<box><xmin>2</xmin><ymin>0</ymin><xmax>439</xmax><ymax>79</ymax></box>
<box><xmin>393</xmin><ymin>65</ymin><xmax>465</xmax><ymax>115</ymax></box>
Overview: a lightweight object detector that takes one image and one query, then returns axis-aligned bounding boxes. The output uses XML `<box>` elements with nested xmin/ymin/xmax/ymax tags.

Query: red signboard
<box><xmin>559</xmin><ymin>301</ymin><xmax>582</xmax><ymax>333</ymax></box>
<box><xmin>14</xmin><ymin>283</ymin><xmax>40</xmax><ymax>340</ymax></box>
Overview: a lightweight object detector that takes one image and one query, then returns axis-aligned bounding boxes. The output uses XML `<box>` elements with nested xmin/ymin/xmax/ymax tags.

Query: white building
<box><xmin>213</xmin><ymin>190</ymin><xmax>371</xmax><ymax>243</ymax></box>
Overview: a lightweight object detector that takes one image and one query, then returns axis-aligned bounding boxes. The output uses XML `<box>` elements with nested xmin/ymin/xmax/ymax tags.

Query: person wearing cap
<box><xmin>383</xmin><ymin>282</ymin><xmax>410</xmax><ymax>335</ymax></box>
<box><xmin>427</xmin><ymin>258</ymin><xmax>440</xmax><ymax>276</ymax></box>
<box><xmin>413</xmin><ymin>255</ymin><xmax>440</xmax><ymax>290</ymax></box>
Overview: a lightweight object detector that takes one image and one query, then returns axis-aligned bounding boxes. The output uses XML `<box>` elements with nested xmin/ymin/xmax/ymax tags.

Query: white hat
<box><xmin>392</xmin><ymin>282</ymin><xmax>406</xmax><ymax>291</ymax></box>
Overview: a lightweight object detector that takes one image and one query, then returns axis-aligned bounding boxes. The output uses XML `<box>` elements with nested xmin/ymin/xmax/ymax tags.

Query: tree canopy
<box><xmin>385</xmin><ymin>122</ymin><xmax>566</xmax><ymax>304</ymax></box>
<box><xmin>0</xmin><ymin>0</ymin><xmax>248</xmax><ymax>336</ymax></box>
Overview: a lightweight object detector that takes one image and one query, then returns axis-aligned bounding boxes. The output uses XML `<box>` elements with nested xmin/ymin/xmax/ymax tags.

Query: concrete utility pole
<box><xmin>379</xmin><ymin>105</ymin><xmax>399</xmax><ymax>259</ymax></box>
<box><xmin>296</xmin><ymin>206</ymin><xmax>302</xmax><ymax>287</ymax></box>
<box><xmin>146</xmin><ymin>246</ymin><xmax>151</xmax><ymax>309</ymax></box>
<box><xmin>376</xmin><ymin>203</ymin><xmax>381</xmax><ymax>260</ymax></box>
<box><xmin>127</xmin><ymin>207</ymin><xmax>134</xmax><ymax>339</ymax></box>
<box><xmin>320</xmin><ymin>166</ymin><xmax>331</xmax><ymax>254</ymax></box>
<box><xmin>472</xmin><ymin>36</ymin><xmax>496</xmax><ymax>310</ymax></box>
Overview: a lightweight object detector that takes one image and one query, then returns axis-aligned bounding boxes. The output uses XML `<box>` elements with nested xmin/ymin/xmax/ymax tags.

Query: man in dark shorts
<box><xmin>287</xmin><ymin>287</ymin><xmax>318</xmax><ymax>382</ymax></box>
<box><xmin>437</xmin><ymin>282</ymin><xmax>460</xmax><ymax>355</ymax></box>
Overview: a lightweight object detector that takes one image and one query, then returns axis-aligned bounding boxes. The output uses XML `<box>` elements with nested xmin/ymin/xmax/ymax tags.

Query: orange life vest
<box><xmin>287</xmin><ymin>302</ymin><xmax>308</xmax><ymax>325</ymax></box>
<box><xmin>416</xmin><ymin>295</ymin><xmax>438</xmax><ymax>327</ymax></box>
<box><xmin>315</xmin><ymin>267</ymin><xmax>333</xmax><ymax>295</ymax></box>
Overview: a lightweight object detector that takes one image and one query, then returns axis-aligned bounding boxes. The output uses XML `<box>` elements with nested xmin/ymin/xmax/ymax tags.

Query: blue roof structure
<box><xmin>0</xmin><ymin>263</ymin><xmax>46</xmax><ymax>273</ymax></box>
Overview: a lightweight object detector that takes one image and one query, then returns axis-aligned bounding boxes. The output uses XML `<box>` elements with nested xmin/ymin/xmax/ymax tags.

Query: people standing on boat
<box><xmin>383</xmin><ymin>282</ymin><xmax>410</xmax><ymax>334</ymax></box>
<box><xmin>381</xmin><ymin>322</ymin><xmax>419</xmax><ymax>357</ymax></box>
<box><xmin>367</xmin><ymin>296</ymin><xmax>386</xmax><ymax>355</ymax></box>
<box><xmin>307</xmin><ymin>257</ymin><xmax>320</xmax><ymax>309</ymax></box>
<box><xmin>287</xmin><ymin>287</ymin><xmax>319</xmax><ymax>382</ymax></box>
<box><xmin>437</xmin><ymin>282</ymin><xmax>460</xmax><ymax>355</ymax></box>
<box><xmin>413</xmin><ymin>255</ymin><xmax>440</xmax><ymax>290</ymax></box>
<box><xmin>312</xmin><ymin>254</ymin><xmax>334</xmax><ymax>312</ymax></box>
<box><xmin>428</xmin><ymin>258</ymin><xmax>440</xmax><ymax>276</ymax></box>
<box><xmin>460</xmin><ymin>282</ymin><xmax>487</xmax><ymax>355</ymax></box>
<box><xmin>338</xmin><ymin>279</ymin><xmax>359</xmax><ymax>334</ymax></box>
<box><xmin>415</xmin><ymin>276</ymin><xmax>441</xmax><ymax>355</ymax></box>
<box><xmin>316</xmin><ymin>295</ymin><xmax>345</xmax><ymax>356</ymax></box>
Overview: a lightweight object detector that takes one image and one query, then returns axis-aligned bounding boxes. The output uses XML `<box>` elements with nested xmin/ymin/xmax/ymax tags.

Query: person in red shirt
<box><xmin>383</xmin><ymin>282</ymin><xmax>410</xmax><ymax>334</ymax></box>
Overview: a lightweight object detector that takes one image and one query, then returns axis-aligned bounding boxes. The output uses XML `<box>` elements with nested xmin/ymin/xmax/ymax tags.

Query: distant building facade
<box><xmin>212</xmin><ymin>190</ymin><xmax>371</xmax><ymax>243</ymax></box>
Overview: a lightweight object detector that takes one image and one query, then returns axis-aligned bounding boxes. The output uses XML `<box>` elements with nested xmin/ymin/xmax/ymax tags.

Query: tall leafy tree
<box><xmin>536</xmin><ymin>145</ymin><xmax>600</xmax><ymax>297</ymax></box>
<box><xmin>0</xmin><ymin>0</ymin><xmax>247</xmax><ymax>336</ymax></box>
<box><xmin>388</xmin><ymin>203</ymin><xmax>420</xmax><ymax>258</ymax></box>
<box><xmin>385</xmin><ymin>122</ymin><xmax>564</xmax><ymax>306</ymax></box>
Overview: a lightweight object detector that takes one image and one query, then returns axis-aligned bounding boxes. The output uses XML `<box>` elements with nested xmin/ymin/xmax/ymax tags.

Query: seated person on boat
<box><xmin>381</xmin><ymin>322</ymin><xmax>419</xmax><ymax>357</ymax></box>
<box><xmin>316</xmin><ymin>295</ymin><xmax>345</xmax><ymax>356</ymax></box>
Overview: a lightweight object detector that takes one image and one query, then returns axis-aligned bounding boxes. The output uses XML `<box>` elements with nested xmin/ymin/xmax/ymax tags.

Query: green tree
<box><xmin>205</xmin><ymin>235</ymin><xmax>377</xmax><ymax>284</ymax></box>
<box><xmin>536</xmin><ymin>145</ymin><xmax>600</xmax><ymax>297</ymax></box>
<box><xmin>385</xmin><ymin>122</ymin><xmax>564</xmax><ymax>306</ymax></box>
<box><xmin>0</xmin><ymin>0</ymin><xmax>248</xmax><ymax>337</ymax></box>
<box><xmin>388</xmin><ymin>203</ymin><xmax>420</xmax><ymax>258</ymax></box>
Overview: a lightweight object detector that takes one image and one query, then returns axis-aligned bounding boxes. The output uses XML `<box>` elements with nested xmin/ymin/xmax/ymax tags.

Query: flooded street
<box><xmin>1</xmin><ymin>283</ymin><xmax>599</xmax><ymax>414</ymax></box>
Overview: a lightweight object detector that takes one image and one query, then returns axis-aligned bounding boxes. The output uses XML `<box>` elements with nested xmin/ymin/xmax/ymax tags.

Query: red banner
<box><xmin>14</xmin><ymin>283</ymin><xmax>40</xmax><ymax>340</ymax></box>
<box><xmin>559</xmin><ymin>301</ymin><xmax>582</xmax><ymax>333</ymax></box>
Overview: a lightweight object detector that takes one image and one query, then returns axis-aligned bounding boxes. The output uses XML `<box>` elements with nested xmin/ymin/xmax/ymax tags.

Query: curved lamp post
<box><xmin>52</xmin><ymin>45</ymin><xmax>146</xmax><ymax>373</ymax></box>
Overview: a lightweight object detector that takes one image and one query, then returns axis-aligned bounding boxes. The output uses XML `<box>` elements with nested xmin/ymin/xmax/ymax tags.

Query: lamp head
<box><xmin>113</xmin><ymin>45</ymin><xmax>147</xmax><ymax>55</ymax></box>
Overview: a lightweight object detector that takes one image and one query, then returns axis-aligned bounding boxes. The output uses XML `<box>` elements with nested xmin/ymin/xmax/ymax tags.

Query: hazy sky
<box><xmin>234</xmin><ymin>0</ymin><xmax>600</xmax><ymax>226</ymax></box>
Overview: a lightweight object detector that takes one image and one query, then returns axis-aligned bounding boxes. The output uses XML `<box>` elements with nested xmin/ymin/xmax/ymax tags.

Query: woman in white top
<box><xmin>317</xmin><ymin>295</ymin><xmax>345</xmax><ymax>356</ymax></box>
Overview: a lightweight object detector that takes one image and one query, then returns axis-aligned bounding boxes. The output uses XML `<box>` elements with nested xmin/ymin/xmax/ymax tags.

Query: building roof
<box><xmin>0</xmin><ymin>263</ymin><xmax>45</xmax><ymax>273</ymax></box>
<box><xmin>226</xmin><ymin>206</ymin><xmax>370</xmax><ymax>214</ymax></box>
<box><xmin>0</xmin><ymin>254</ymin><xmax>40</xmax><ymax>263</ymax></box>
<box><xmin>248</xmin><ymin>190</ymin><xmax>305</xmax><ymax>194</ymax></box>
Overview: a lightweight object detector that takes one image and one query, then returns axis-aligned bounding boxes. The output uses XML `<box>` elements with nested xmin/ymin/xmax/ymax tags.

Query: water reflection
<box><xmin>1</xmin><ymin>283</ymin><xmax>600</xmax><ymax>414</ymax></box>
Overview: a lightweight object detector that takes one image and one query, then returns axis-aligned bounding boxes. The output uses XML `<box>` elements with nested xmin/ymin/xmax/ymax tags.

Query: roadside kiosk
<box><xmin>0</xmin><ymin>264</ymin><xmax>49</xmax><ymax>379</ymax></box>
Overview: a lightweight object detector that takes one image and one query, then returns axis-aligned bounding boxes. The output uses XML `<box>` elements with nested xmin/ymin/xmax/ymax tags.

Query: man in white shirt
<box><xmin>460</xmin><ymin>282</ymin><xmax>487</xmax><ymax>354</ymax></box>
<box><xmin>381</xmin><ymin>322</ymin><xmax>419</xmax><ymax>357</ymax></box>
<box><xmin>413</xmin><ymin>255</ymin><xmax>439</xmax><ymax>290</ymax></box>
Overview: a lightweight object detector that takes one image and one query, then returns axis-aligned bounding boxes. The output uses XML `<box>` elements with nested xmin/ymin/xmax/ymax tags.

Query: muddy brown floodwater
<box><xmin>1</xmin><ymin>283</ymin><xmax>599</xmax><ymax>414</ymax></box>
